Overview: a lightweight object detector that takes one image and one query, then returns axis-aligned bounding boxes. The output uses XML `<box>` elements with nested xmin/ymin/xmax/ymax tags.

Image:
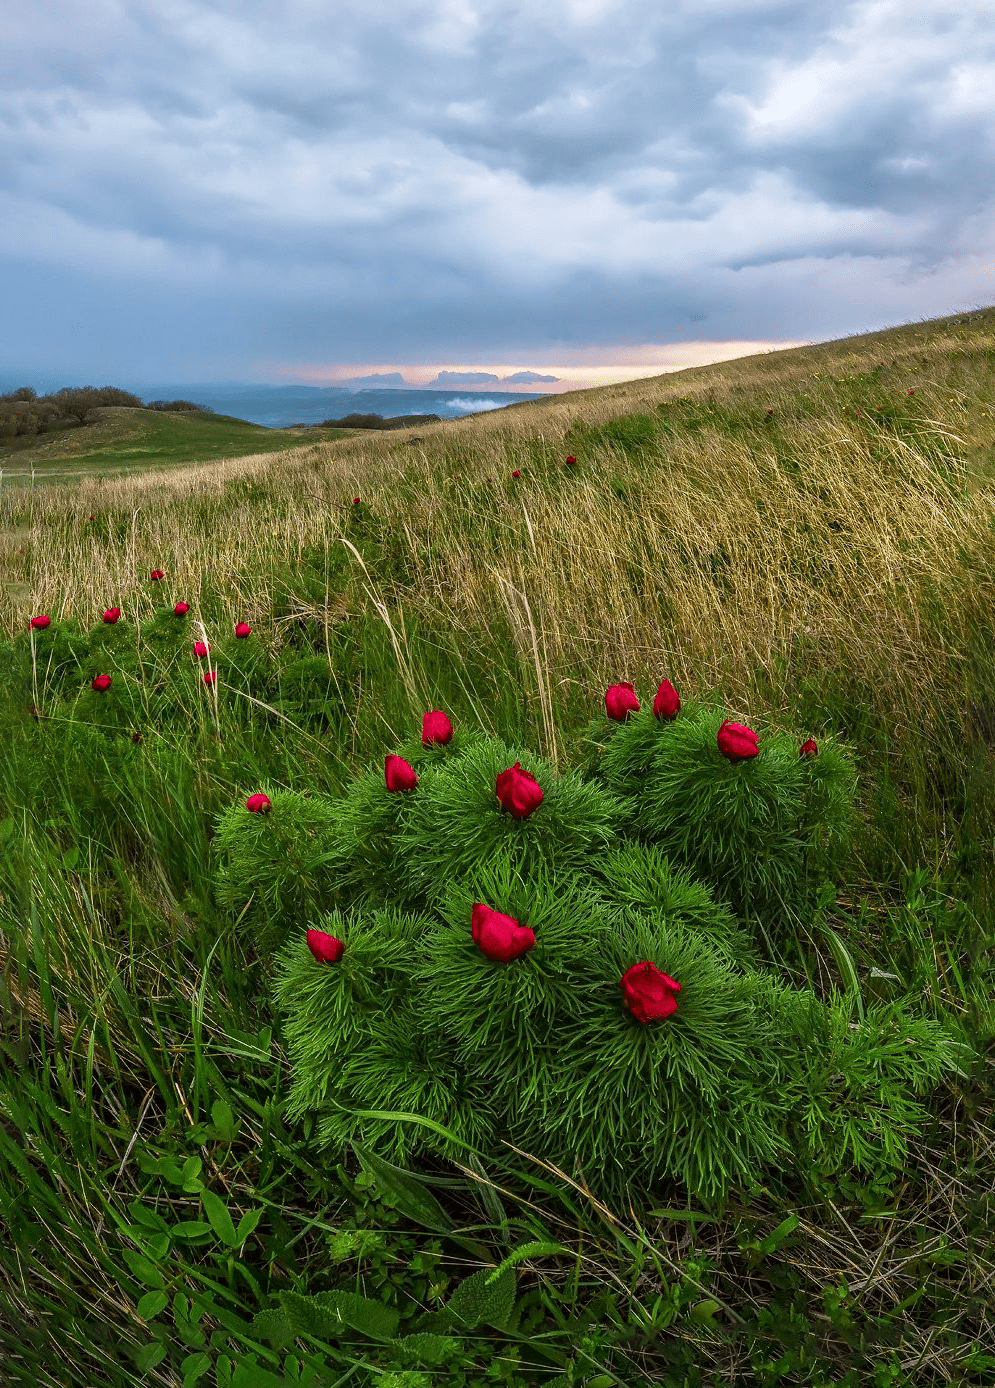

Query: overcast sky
<box><xmin>1</xmin><ymin>0</ymin><xmax>993</xmax><ymax>388</ymax></box>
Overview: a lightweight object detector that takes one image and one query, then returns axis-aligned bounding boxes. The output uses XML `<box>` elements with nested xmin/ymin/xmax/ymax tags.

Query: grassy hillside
<box><xmin>0</xmin><ymin>405</ymin><xmax>350</xmax><ymax>481</ymax></box>
<box><xmin>1</xmin><ymin>307</ymin><xmax>994</xmax><ymax>1387</ymax></box>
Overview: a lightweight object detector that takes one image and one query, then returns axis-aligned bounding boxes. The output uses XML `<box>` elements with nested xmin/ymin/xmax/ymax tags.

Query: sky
<box><xmin>1</xmin><ymin>0</ymin><xmax>993</xmax><ymax>391</ymax></box>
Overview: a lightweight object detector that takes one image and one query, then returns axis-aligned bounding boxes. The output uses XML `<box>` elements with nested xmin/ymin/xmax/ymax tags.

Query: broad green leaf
<box><xmin>235</xmin><ymin>1207</ymin><xmax>264</xmax><ymax>1244</ymax></box>
<box><xmin>211</xmin><ymin>1099</ymin><xmax>237</xmax><ymax>1142</ymax></box>
<box><xmin>170</xmin><ymin>1221</ymin><xmax>214</xmax><ymax>1241</ymax></box>
<box><xmin>133</xmin><ymin>1342</ymin><xmax>167</xmax><ymax>1372</ymax></box>
<box><xmin>280</xmin><ymin>1288</ymin><xmax>400</xmax><ymax>1342</ymax></box>
<box><xmin>181</xmin><ymin>1350</ymin><xmax>211</xmax><ymax>1385</ymax></box>
<box><xmin>202</xmin><ymin>1188</ymin><xmax>238</xmax><ymax>1246</ymax></box>
<box><xmin>250</xmin><ymin>1308</ymin><xmax>296</xmax><ymax>1352</ymax></box>
<box><xmin>121</xmin><ymin>1248</ymin><xmax>165</xmax><ymax>1290</ymax></box>
<box><xmin>128</xmin><ymin>1200</ymin><xmax>169</xmax><ymax>1232</ymax></box>
<box><xmin>446</xmin><ymin>1265</ymin><xmax>516</xmax><ymax>1331</ymax></box>
<box><xmin>757</xmin><ymin>1214</ymin><xmax>800</xmax><ymax>1255</ymax></box>
<box><xmin>352</xmin><ymin>1142</ymin><xmax>454</xmax><ymax>1235</ymax></box>
<box><xmin>388</xmin><ymin>1332</ymin><xmax>461</xmax><ymax>1366</ymax></box>
<box><xmin>688</xmin><ymin>1299</ymin><xmax>721</xmax><ymax>1326</ymax></box>
<box><xmin>136</xmin><ymin>1290</ymin><xmax>169</xmax><ymax>1321</ymax></box>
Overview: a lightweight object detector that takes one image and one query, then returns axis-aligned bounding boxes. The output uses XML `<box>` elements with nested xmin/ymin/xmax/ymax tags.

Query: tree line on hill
<box><xmin>0</xmin><ymin>386</ymin><xmax>212</xmax><ymax>441</ymax></box>
<box><xmin>316</xmin><ymin>412</ymin><xmax>441</xmax><ymax>430</ymax></box>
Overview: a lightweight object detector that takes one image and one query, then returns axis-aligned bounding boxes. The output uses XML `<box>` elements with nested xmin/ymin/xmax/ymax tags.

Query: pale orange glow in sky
<box><xmin>265</xmin><ymin>340</ymin><xmax>807</xmax><ymax>392</ymax></box>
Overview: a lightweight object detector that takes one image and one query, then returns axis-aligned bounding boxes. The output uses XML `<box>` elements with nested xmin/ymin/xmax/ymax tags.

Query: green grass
<box><xmin>0</xmin><ymin>407</ymin><xmax>351</xmax><ymax>481</ymax></box>
<box><xmin>1</xmin><ymin>308</ymin><xmax>995</xmax><ymax>1386</ymax></box>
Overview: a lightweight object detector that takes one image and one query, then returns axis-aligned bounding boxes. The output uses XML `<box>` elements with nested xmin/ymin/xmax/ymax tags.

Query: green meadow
<box><xmin>0</xmin><ymin>407</ymin><xmax>351</xmax><ymax>482</ymax></box>
<box><xmin>1</xmin><ymin>306</ymin><xmax>994</xmax><ymax>1388</ymax></box>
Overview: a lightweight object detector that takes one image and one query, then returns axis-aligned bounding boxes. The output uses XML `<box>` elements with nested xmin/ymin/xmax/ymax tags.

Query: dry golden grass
<box><xmin>2</xmin><ymin>307</ymin><xmax>993</xmax><ymax>776</ymax></box>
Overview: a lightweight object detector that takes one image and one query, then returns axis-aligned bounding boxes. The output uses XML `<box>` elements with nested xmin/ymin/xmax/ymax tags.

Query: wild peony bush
<box><xmin>262</xmin><ymin>708</ymin><xmax>966</xmax><ymax>1204</ymax></box>
<box><xmin>596</xmin><ymin>700</ymin><xmax>858</xmax><ymax>941</ymax></box>
<box><xmin>213</xmin><ymin>789</ymin><xmax>346</xmax><ymax>954</ymax></box>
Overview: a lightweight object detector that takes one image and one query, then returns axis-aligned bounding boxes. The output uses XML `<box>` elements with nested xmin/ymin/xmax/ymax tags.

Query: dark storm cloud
<box><xmin>0</xmin><ymin>0</ymin><xmax>992</xmax><ymax>380</ymax></box>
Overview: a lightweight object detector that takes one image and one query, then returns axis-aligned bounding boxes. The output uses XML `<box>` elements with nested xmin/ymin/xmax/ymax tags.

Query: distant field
<box><xmin>0</xmin><ymin>406</ymin><xmax>351</xmax><ymax>481</ymax></box>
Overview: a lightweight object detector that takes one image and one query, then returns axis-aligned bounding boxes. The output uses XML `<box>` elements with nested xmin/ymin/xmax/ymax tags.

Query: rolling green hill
<box><xmin>0</xmin><ymin>405</ymin><xmax>351</xmax><ymax>481</ymax></box>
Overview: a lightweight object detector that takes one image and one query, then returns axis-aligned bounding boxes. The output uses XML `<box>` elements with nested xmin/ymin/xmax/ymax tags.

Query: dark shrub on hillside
<box><xmin>320</xmin><ymin>412</ymin><xmax>441</xmax><ymax>430</ymax></box>
<box><xmin>45</xmin><ymin>386</ymin><xmax>145</xmax><ymax>423</ymax></box>
<box><xmin>145</xmin><ymin>399</ymin><xmax>214</xmax><ymax>413</ymax></box>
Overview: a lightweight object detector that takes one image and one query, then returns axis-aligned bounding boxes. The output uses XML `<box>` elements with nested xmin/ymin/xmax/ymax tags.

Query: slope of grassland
<box><xmin>0</xmin><ymin>405</ymin><xmax>351</xmax><ymax>480</ymax></box>
<box><xmin>1</xmin><ymin>307</ymin><xmax>994</xmax><ymax>1387</ymax></box>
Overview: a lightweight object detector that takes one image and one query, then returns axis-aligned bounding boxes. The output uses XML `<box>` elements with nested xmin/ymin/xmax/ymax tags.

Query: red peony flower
<box><xmin>471</xmin><ymin>902</ymin><xmax>536</xmax><ymax>963</ymax></box>
<box><xmin>605</xmin><ymin>682</ymin><xmax>640</xmax><ymax>721</ymax></box>
<box><xmin>246</xmin><ymin>792</ymin><xmax>272</xmax><ymax>813</ymax></box>
<box><xmin>173</xmin><ymin>601</ymin><xmax>189</xmax><ymax>617</ymax></box>
<box><xmin>203</xmin><ymin>670</ymin><xmax>217</xmax><ymax>686</ymax></box>
<box><xmin>422</xmin><ymin>710</ymin><xmax>453</xmax><ymax>745</ymax></box>
<box><xmin>565</xmin><ymin>455</ymin><xmax>577</xmax><ymax>465</ymax></box>
<box><xmin>511</xmin><ymin>469</ymin><xmax>521</xmax><ymax>479</ymax></box>
<box><xmin>149</xmin><ymin>569</ymin><xmax>165</xmax><ymax>580</ymax></box>
<box><xmin>235</xmin><ymin>622</ymin><xmax>251</xmax><ymax>638</ymax></box>
<box><xmin>799</xmin><ymin>738</ymin><xmax>818</xmax><ymax>758</ymax></box>
<box><xmin>495</xmin><ymin>762</ymin><xmax>544</xmax><ymax>819</ymax></box>
<box><xmin>766</xmin><ymin>409</ymin><xmax>774</xmax><ymax>416</ymax></box>
<box><xmin>620</xmin><ymin>961</ymin><xmax>681</xmax><ymax>1023</ymax></box>
<box><xmin>91</xmin><ymin>673</ymin><xmax>112</xmax><ymax>692</ymax></box>
<box><xmin>652</xmin><ymin>678</ymin><xmax>680</xmax><ymax>720</ymax></box>
<box><xmin>307</xmin><ymin>929</ymin><xmax>345</xmax><ymax>964</ymax></box>
<box><xmin>717</xmin><ymin>719</ymin><xmax>759</xmax><ymax>761</ymax></box>
<box><xmin>193</xmin><ymin>640</ymin><xmax>210</xmax><ymax>658</ymax></box>
<box><xmin>385</xmin><ymin>754</ymin><xmax>418</xmax><ymax>792</ymax></box>
<box><xmin>88</xmin><ymin>513</ymin><xmax>96</xmax><ymax>521</ymax></box>
<box><xmin>28</xmin><ymin>615</ymin><xmax>51</xmax><ymax>630</ymax></box>
<box><xmin>102</xmin><ymin>607</ymin><xmax>121</xmax><ymax>624</ymax></box>
<box><xmin>907</xmin><ymin>389</ymin><xmax>915</xmax><ymax>396</ymax></box>
<box><xmin>352</xmin><ymin>497</ymin><xmax>361</xmax><ymax>506</ymax></box>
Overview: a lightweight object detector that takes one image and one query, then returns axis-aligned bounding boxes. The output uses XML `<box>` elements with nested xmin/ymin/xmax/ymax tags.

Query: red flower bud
<box><xmin>471</xmin><ymin>902</ymin><xmax>536</xmax><ymax>963</ymax></box>
<box><xmin>717</xmin><ymin>719</ymin><xmax>759</xmax><ymax>761</ymax></box>
<box><xmin>173</xmin><ymin>602</ymin><xmax>189</xmax><ymax>617</ymax></box>
<box><xmin>88</xmin><ymin>513</ymin><xmax>95</xmax><ymax>521</ymax></box>
<box><xmin>620</xmin><ymin>961</ymin><xmax>681</xmax><ymax>1023</ymax></box>
<box><xmin>149</xmin><ymin>569</ymin><xmax>165</xmax><ymax>580</ymax></box>
<box><xmin>91</xmin><ymin>673</ymin><xmax>112</xmax><ymax>692</ymax></box>
<box><xmin>203</xmin><ymin>670</ymin><xmax>217</xmax><ymax>686</ymax></box>
<box><xmin>422</xmin><ymin>710</ymin><xmax>453</xmax><ymax>745</ymax></box>
<box><xmin>352</xmin><ymin>497</ymin><xmax>361</xmax><ymax>505</ymax></box>
<box><xmin>495</xmin><ymin>762</ymin><xmax>544</xmax><ymax>819</ymax></box>
<box><xmin>385</xmin><ymin>754</ymin><xmax>418</xmax><ymax>792</ymax></box>
<box><xmin>907</xmin><ymin>389</ymin><xmax>915</xmax><ymax>396</ymax></box>
<box><xmin>799</xmin><ymin>738</ymin><xmax>818</xmax><ymax>758</ymax></box>
<box><xmin>652</xmin><ymin>678</ymin><xmax>680</xmax><ymax>720</ymax></box>
<box><xmin>246</xmin><ymin>792</ymin><xmax>271</xmax><ymax>813</ymax></box>
<box><xmin>511</xmin><ymin>469</ymin><xmax>521</xmax><ymax>479</ymax></box>
<box><xmin>235</xmin><ymin>622</ymin><xmax>252</xmax><ymax>638</ymax></box>
<box><xmin>28</xmin><ymin>615</ymin><xmax>51</xmax><ymax>630</ymax></box>
<box><xmin>193</xmin><ymin>640</ymin><xmax>210</xmax><ymax>658</ymax></box>
<box><xmin>102</xmin><ymin>607</ymin><xmax>121</xmax><ymax>624</ymax></box>
<box><xmin>605</xmin><ymin>682</ymin><xmax>640</xmax><ymax>721</ymax></box>
<box><xmin>306</xmin><ymin>929</ymin><xmax>345</xmax><ymax>964</ymax></box>
<box><xmin>565</xmin><ymin>455</ymin><xmax>577</xmax><ymax>465</ymax></box>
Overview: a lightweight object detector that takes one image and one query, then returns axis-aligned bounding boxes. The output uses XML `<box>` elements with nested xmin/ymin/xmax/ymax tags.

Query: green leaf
<box><xmin>128</xmin><ymin>1200</ymin><xmax>169</xmax><ymax>1232</ymax></box>
<box><xmin>212</xmin><ymin>1098</ymin><xmax>237</xmax><ymax>1142</ymax></box>
<box><xmin>181</xmin><ymin>1351</ymin><xmax>211</xmax><ymax>1385</ymax></box>
<box><xmin>250</xmin><ymin>1308</ymin><xmax>296</xmax><ymax>1352</ymax></box>
<box><xmin>170</xmin><ymin>1221</ymin><xmax>214</xmax><ymax>1241</ymax></box>
<box><xmin>202</xmin><ymin>1188</ymin><xmax>238</xmax><ymax>1247</ymax></box>
<box><xmin>388</xmin><ymin>1332</ymin><xmax>461</xmax><ymax>1366</ymax></box>
<box><xmin>121</xmin><ymin>1248</ymin><xmax>165</xmax><ymax>1290</ymax></box>
<box><xmin>0</xmin><ymin>816</ymin><xmax>15</xmax><ymax>842</ymax></box>
<box><xmin>757</xmin><ymin>1214</ymin><xmax>800</xmax><ymax>1255</ymax></box>
<box><xmin>352</xmin><ymin>1142</ymin><xmax>454</xmax><ymax>1235</ymax></box>
<box><xmin>137</xmin><ymin>1290</ymin><xmax>169</xmax><ymax>1321</ymax></box>
<box><xmin>62</xmin><ymin>845</ymin><xmax>79</xmax><ymax>871</ymax></box>
<box><xmin>279</xmin><ymin>1289</ymin><xmax>400</xmax><ymax>1342</ymax></box>
<box><xmin>133</xmin><ymin>1342</ymin><xmax>167</xmax><ymax>1372</ymax></box>
<box><xmin>235</xmin><ymin>1207</ymin><xmax>265</xmax><ymax>1244</ymax></box>
<box><xmin>824</xmin><ymin>926</ymin><xmax>865</xmax><ymax>1022</ymax></box>
<box><xmin>688</xmin><ymin>1299</ymin><xmax>721</xmax><ymax>1326</ymax></box>
<box><xmin>446</xmin><ymin>1266</ymin><xmax>516</xmax><ymax>1331</ymax></box>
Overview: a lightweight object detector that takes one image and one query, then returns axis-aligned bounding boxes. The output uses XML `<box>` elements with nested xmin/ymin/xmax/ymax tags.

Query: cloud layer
<box><xmin>1</xmin><ymin>0</ymin><xmax>993</xmax><ymax>382</ymax></box>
